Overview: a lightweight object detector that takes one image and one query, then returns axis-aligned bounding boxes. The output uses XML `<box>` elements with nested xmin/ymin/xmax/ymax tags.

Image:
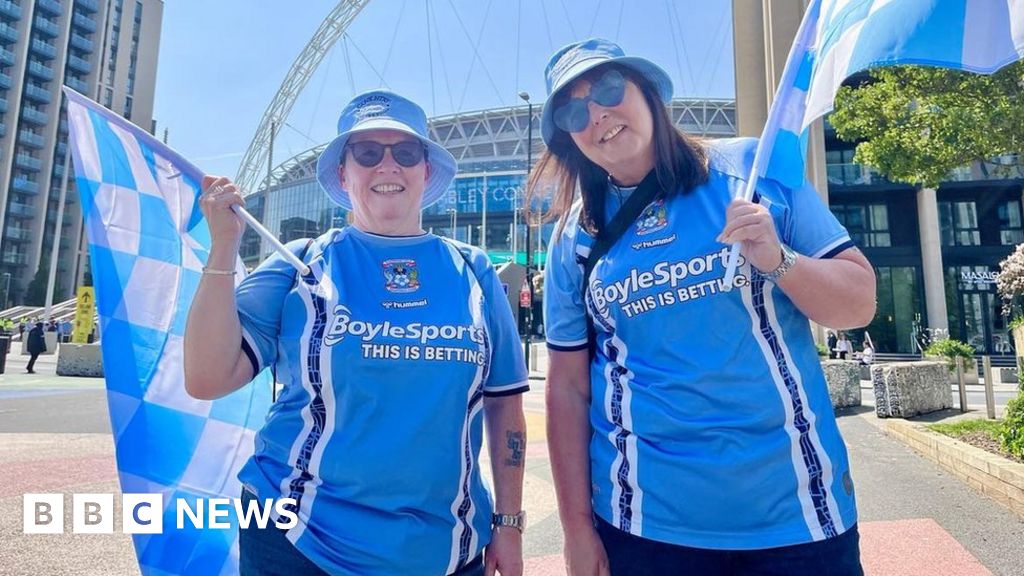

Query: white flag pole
<box><xmin>230</xmin><ymin>204</ymin><xmax>310</xmax><ymax>276</ymax></box>
<box><xmin>721</xmin><ymin>0</ymin><xmax>822</xmax><ymax>291</ymax></box>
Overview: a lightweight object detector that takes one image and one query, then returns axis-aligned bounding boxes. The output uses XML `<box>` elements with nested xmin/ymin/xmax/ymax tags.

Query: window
<box><xmin>123</xmin><ymin>95</ymin><xmax>132</xmax><ymax>120</ymax></box>
<box><xmin>103</xmin><ymin>87</ymin><xmax>112</xmax><ymax>107</ymax></box>
<box><xmin>831</xmin><ymin>203</ymin><xmax>891</xmax><ymax>247</ymax></box>
<box><xmin>998</xmin><ymin>199</ymin><xmax>1024</xmax><ymax>245</ymax></box>
<box><xmin>939</xmin><ymin>201</ymin><xmax>981</xmax><ymax>246</ymax></box>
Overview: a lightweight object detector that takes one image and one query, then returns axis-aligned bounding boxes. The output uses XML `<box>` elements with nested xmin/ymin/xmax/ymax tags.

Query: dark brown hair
<box><xmin>526</xmin><ymin>64</ymin><xmax>709</xmax><ymax>235</ymax></box>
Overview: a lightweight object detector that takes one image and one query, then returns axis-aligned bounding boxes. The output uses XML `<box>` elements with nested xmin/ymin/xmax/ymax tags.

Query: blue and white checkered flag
<box><xmin>758</xmin><ymin>0</ymin><xmax>1024</xmax><ymax>190</ymax></box>
<box><xmin>64</xmin><ymin>87</ymin><xmax>273</xmax><ymax>576</ymax></box>
<box><xmin>723</xmin><ymin>0</ymin><xmax>1024</xmax><ymax>285</ymax></box>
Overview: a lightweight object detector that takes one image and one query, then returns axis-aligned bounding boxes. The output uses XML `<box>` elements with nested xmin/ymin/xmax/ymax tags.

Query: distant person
<box><xmin>827</xmin><ymin>330</ymin><xmax>838</xmax><ymax>359</ymax></box>
<box><xmin>532</xmin><ymin>271</ymin><xmax>545</xmax><ymax>337</ymax></box>
<box><xmin>859</xmin><ymin>342</ymin><xmax>874</xmax><ymax>365</ymax></box>
<box><xmin>836</xmin><ymin>332</ymin><xmax>851</xmax><ymax>360</ymax></box>
<box><xmin>25</xmin><ymin>321</ymin><xmax>45</xmax><ymax>374</ymax></box>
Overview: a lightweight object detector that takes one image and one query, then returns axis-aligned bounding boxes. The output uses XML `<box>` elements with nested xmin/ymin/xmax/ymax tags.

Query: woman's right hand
<box><xmin>564</xmin><ymin>525</ymin><xmax>611</xmax><ymax>576</ymax></box>
<box><xmin>199</xmin><ymin>175</ymin><xmax>246</xmax><ymax>249</ymax></box>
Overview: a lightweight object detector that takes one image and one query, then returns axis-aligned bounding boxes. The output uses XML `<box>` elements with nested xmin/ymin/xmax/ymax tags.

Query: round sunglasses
<box><xmin>552</xmin><ymin>68</ymin><xmax>627</xmax><ymax>134</ymax></box>
<box><xmin>345</xmin><ymin>140</ymin><xmax>427</xmax><ymax>168</ymax></box>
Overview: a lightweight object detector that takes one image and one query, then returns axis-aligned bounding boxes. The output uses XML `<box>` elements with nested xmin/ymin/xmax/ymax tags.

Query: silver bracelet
<box><xmin>202</xmin><ymin>267</ymin><xmax>236</xmax><ymax>276</ymax></box>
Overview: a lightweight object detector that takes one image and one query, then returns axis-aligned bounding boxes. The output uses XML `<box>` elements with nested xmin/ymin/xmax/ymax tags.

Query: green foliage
<box><xmin>1000</xmin><ymin>395</ymin><xmax>1024</xmax><ymax>459</ymax></box>
<box><xmin>829</xmin><ymin>61</ymin><xmax>1024</xmax><ymax>188</ymax></box>
<box><xmin>816</xmin><ymin>343</ymin><xmax>829</xmax><ymax>357</ymax></box>
<box><xmin>23</xmin><ymin>266</ymin><xmax>48</xmax><ymax>306</ymax></box>
<box><xmin>928</xmin><ymin>418</ymin><xmax>1003</xmax><ymax>438</ymax></box>
<box><xmin>1010</xmin><ymin>316</ymin><xmax>1024</xmax><ymax>330</ymax></box>
<box><xmin>924</xmin><ymin>338</ymin><xmax>976</xmax><ymax>371</ymax></box>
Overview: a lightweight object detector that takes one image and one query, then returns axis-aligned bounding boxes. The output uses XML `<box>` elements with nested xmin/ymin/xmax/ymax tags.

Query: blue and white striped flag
<box><xmin>758</xmin><ymin>0</ymin><xmax>1024</xmax><ymax>190</ymax></box>
<box><xmin>64</xmin><ymin>87</ymin><xmax>272</xmax><ymax>576</ymax></box>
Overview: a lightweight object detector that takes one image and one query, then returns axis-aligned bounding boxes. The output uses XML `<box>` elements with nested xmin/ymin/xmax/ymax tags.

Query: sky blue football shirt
<box><xmin>235</xmin><ymin>227</ymin><xmax>528</xmax><ymax>575</ymax></box>
<box><xmin>545</xmin><ymin>137</ymin><xmax>858</xmax><ymax>550</ymax></box>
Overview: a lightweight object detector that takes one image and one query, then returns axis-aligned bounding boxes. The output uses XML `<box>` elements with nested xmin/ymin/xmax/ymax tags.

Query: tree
<box><xmin>829</xmin><ymin>61</ymin><xmax>1024</xmax><ymax>188</ymax></box>
<box><xmin>24</xmin><ymin>265</ymin><xmax>48</xmax><ymax>306</ymax></box>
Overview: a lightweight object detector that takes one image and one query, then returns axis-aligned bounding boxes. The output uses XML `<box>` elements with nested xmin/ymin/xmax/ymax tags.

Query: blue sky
<box><xmin>152</xmin><ymin>0</ymin><xmax>734</xmax><ymax>182</ymax></box>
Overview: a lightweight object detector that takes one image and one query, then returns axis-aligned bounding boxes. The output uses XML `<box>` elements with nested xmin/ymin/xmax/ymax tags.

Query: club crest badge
<box><xmin>636</xmin><ymin>199</ymin><xmax>668</xmax><ymax>236</ymax></box>
<box><xmin>383</xmin><ymin>259</ymin><xmax>420</xmax><ymax>293</ymax></box>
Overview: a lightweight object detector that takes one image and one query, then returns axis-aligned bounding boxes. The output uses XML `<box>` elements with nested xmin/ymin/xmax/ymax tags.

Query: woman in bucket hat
<box><xmin>185</xmin><ymin>90</ymin><xmax>528</xmax><ymax>576</ymax></box>
<box><xmin>532</xmin><ymin>39</ymin><xmax>875</xmax><ymax>575</ymax></box>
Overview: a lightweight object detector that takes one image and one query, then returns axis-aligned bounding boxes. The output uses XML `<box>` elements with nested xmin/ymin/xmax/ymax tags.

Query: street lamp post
<box><xmin>448</xmin><ymin>208</ymin><xmax>457</xmax><ymax>241</ymax></box>
<box><xmin>518</xmin><ymin>91</ymin><xmax>534</xmax><ymax>369</ymax></box>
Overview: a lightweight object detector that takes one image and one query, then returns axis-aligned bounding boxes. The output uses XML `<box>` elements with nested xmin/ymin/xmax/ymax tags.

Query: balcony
<box><xmin>30</xmin><ymin>39</ymin><xmax>56</xmax><ymax>60</ymax></box>
<box><xmin>18</xmin><ymin>129</ymin><xmax>44</xmax><ymax>147</ymax></box>
<box><xmin>34</xmin><ymin>16</ymin><xmax>60</xmax><ymax>38</ymax></box>
<box><xmin>64</xmin><ymin>75</ymin><xmax>88</xmax><ymax>93</ymax></box>
<box><xmin>7</xmin><ymin>202</ymin><xmax>33</xmax><ymax>217</ymax></box>
<box><xmin>15</xmin><ymin>152</ymin><xmax>41</xmax><ymax>170</ymax></box>
<box><xmin>27</xmin><ymin>60</ymin><xmax>54</xmax><ymax>82</ymax></box>
<box><xmin>0</xmin><ymin>96</ymin><xmax>6</xmax><ymax>113</ymax></box>
<box><xmin>66</xmin><ymin>54</ymin><xmax>91</xmax><ymax>74</ymax></box>
<box><xmin>0</xmin><ymin>122</ymin><xmax>5</xmax><ymax>138</ymax></box>
<box><xmin>0</xmin><ymin>21</ymin><xmax>19</xmax><ymax>43</ymax></box>
<box><xmin>53</xmin><ymin>162</ymin><xmax>63</xmax><ymax>178</ymax></box>
<box><xmin>0</xmin><ymin>0</ymin><xmax>21</xmax><ymax>20</ymax></box>
<box><xmin>20</xmin><ymin>106</ymin><xmax>47</xmax><ymax>125</ymax></box>
<box><xmin>1</xmin><ymin>252</ymin><xmax>27</xmax><ymax>266</ymax></box>
<box><xmin>4</xmin><ymin>226</ymin><xmax>31</xmax><ymax>241</ymax></box>
<box><xmin>13</xmin><ymin>174</ymin><xmax>40</xmax><ymax>190</ymax></box>
<box><xmin>0</xmin><ymin>71</ymin><xmax>10</xmax><ymax>90</ymax></box>
<box><xmin>826</xmin><ymin>162</ymin><xmax>890</xmax><ymax>187</ymax></box>
<box><xmin>0</xmin><ymin>46</ymin><xmax>13</xmax><ymax>66</ymax></box>
<box><xmin>72</xmin><ymin>13</ymin><xmax>95</xmax><ymax>33</ymax></box>
<box><xmin>23</xmin><ymin>84</ymin><xmax>51</xmax><ymax>103</ymax></box>
<box><xmin>37</xmin><ymin>0</ymin><xmax>62</xmax><ymax>16</ymax></box>
<box><xmin>70</xmin><ymin>32</ymin><xmax>92</xmax><ymax>52</ymax></box>
<box><xmin>75</xmin><ymin>0</ymin><xmax>97</xmax><ymax>13</ymax></box>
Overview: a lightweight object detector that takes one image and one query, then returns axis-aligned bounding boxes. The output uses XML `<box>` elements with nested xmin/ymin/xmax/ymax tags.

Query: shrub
<box><xmin>816</xmin><ymin>343</ymin><xmax>829</xmax><ymax>357</ymax></box>
<box><xmin>923</xmin><ymin>338</ymin><xmax>975</xmax><ymax>371</ymax></box>
<box><xmin>1000</xmin><ymin>395</ymin><xmax>1024</xmax><ymax>459</ymax></box>
<box><xmin>997</xmin><ymin>244</ymin><xmax>1024</xmax><ymax>326</ymax></box>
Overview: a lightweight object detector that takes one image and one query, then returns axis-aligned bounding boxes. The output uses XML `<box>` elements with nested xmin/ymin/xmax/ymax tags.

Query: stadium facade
<box><xmin>241</xmin><ymin>98</ymin><xmax>1022</xmax><ymax>358</ymax></box>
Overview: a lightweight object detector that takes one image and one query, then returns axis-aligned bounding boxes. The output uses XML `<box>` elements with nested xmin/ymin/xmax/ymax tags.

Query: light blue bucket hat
<box><xmin>541</xmin><ymin>38</ymin><xmax>674</xmax><ymax>146</ymax></box>
<box><xmin>316</xmin><ymin>89</ymin><xmax>457</xmax><ymax>210</ymax></box>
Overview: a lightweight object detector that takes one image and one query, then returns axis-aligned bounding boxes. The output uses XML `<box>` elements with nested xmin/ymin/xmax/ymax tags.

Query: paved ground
<box><xmin>1</xmin><ymin>344</ymin><xmax>1022</xmax><ymax>575</ymax></box>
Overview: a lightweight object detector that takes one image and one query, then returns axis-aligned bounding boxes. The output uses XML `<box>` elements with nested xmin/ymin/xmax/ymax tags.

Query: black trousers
<box><xmin>26</xmin><ymin>352</ymin><xmax>40</xmax><ymax>372</ymax></box>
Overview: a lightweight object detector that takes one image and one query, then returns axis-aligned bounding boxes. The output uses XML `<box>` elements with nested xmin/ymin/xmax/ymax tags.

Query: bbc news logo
<box><xmin>23</xmin><ymin>493</ymin><xmax>298</xmax><ymax>534</ymax></box>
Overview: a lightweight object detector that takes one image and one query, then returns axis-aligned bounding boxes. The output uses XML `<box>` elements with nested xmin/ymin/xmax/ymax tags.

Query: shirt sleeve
<box><xmin>476</xmin><ymin>255</ymin><xmax>529</xmax><ymax>397</ymax></box>
<box><xmin>543</xmin><ymin>221</ymin><xmax>589</xmax><ymax>351</ymax></box>
<box><xmin>769</xmin><ymin>179</ymin><xmax>856</xmax><ymax>259</ymax></box>
<box><xmin>235</xmin><ymin>238</ymin><xmax>313</xmax><ymax>377</ymax></box>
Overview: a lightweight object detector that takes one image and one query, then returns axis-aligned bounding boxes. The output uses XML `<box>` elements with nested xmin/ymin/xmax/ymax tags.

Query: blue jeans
<box><xmin>238</xmin><ymin>489</ymin><xmax>484</xmax><ymax>575</ymax></box>
<box><xmin>596</xmin><ymin>516</ymin><xmax>864</xmax><ymax>576</ymax></box>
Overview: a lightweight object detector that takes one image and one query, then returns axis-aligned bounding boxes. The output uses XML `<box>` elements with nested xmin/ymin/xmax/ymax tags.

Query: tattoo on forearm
<box><xmin>504</xmin><ymin>431</ymin><xmax>524</xmax><ymax>468</ymax></box>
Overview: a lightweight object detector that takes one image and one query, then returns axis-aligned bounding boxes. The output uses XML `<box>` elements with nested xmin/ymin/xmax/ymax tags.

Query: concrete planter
<box><xmin>1014</xmin><ymin>324</ymin><xmax>1024</xmax><ymax>368</ymax></box>
<box><xmin>56</xmin><ymin>343</ymin><xmax>104</xmax><ymax>377</ymax></box>
<box><xmin>872</xmin><ymin>361</ymin><xmax>953</xmax><ymax>418</ymax></box>
<box><xmin>924</xmin><ymin>355</ymin><xmax>979</xmax><ymax>386</ymax></box>
<box><xmin>820</xmin><ymin>360</ymin><xmax>862</xmax><ymax>408</ymax></box>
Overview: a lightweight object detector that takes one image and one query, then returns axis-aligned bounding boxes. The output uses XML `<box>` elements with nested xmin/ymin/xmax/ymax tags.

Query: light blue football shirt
<box><xmin>545</xmin><ymin>138</ymin><xmax>859</xmax><ymax>550</ymax></box>
<box><xmin>235</xmin><ymin>227</ymin><xmax>528</xmax><ymax>575</ymax></box>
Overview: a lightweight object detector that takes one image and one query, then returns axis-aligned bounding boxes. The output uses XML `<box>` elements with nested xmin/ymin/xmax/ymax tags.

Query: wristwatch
<box><xmin>491</xmin><ymin>511</ymin><xmax>526</xmax><ymax>533</ymax></box>
<box><xmin>761</xmin><ymin>244</ymin><xmax>798</xmax><ymax>282</ymax></box>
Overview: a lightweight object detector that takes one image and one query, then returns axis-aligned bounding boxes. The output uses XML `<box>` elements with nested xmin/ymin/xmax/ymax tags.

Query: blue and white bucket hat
<box><xmin>316</xmin><ymin>89</ymin><xmax>457</xmax><ymax>210</ymax></box>
<box><xmin>541</xmin><ymin>38</ymin><xmax>674</xmax><ymax>146</ymax></box>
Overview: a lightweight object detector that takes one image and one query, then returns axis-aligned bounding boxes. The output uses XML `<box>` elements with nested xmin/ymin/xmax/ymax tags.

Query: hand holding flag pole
<box><xmin>721</xmin><ymin>0</ymin><xmax>821</xmax><ymax>291</ymax></box>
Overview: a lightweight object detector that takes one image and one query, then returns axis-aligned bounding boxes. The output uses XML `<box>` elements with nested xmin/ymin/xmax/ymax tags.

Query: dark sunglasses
<box><xmin>345</xmin><ymin>140</ymin><xmax>427</xmax><ymax>168</ymax></box>
<box><xmin>553</xmin><ymin>68</ymin><xmax>627</xmax><ymax>134</ymax></box>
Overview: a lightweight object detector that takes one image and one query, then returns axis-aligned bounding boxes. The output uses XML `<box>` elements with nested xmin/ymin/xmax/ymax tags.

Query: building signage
<box><xmin>960</xmin><ymin>270</ymin><xmax>997</xmax><ymax>287</ymax></box>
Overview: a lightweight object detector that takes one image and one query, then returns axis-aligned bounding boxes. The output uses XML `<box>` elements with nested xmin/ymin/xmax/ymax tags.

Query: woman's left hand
<box><xmin>484</xmin><ymin>527</ymin><xmax>523</xmax><ymax>576</ymax></box>
<box><xmin>717</xmin><ymin>198</ymin><xmax>783</xmax><ymax>274</ymax></box>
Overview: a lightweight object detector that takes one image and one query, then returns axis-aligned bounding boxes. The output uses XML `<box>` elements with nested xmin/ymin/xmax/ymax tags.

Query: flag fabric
<box><xmin>759</xmin><ymin>0</ymin><xmax>1024</xmax><ymax>190</ymax></box>
<box><xmin>64</xmin><ymin>87</ymin><xmax>273</xmax><ymax>576</ymax></box>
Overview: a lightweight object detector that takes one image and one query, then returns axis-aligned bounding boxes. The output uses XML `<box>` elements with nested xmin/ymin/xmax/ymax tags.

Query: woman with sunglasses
<box><xmin>531</xmin><ymin>39</ymin><xmax>875</xmax><ymax>575</ymax></box>
<box><xmin>185</xmin><ymin>90</ymin><xmax>528</xmax><ymax>576</ymax></box>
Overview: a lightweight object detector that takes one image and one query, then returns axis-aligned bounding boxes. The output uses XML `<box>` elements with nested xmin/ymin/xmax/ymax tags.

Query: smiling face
<box><xmin>338</xmin><ymin>129</ymin><xmax>431</xmax><ymax>235</ymax></box>
<box><xmin>565</xmin><ymin>69</ymin><xmax>656</xmax><ymax>184</ymax></box>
